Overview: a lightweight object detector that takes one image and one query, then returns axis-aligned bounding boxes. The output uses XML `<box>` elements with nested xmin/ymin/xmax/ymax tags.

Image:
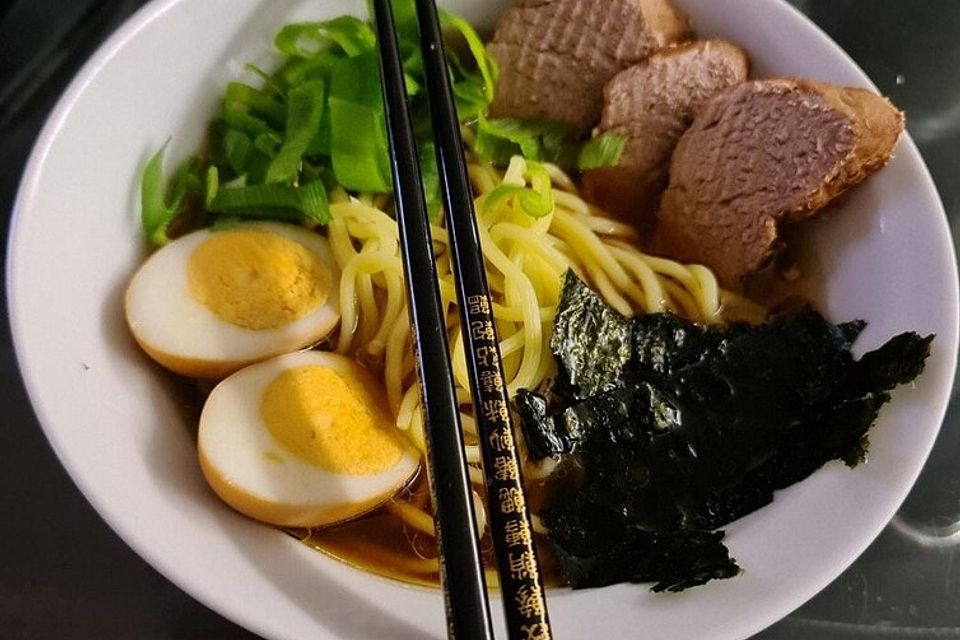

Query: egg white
<box><xmin>197</xmin><ymin>350</ymin><xmax>420</xmax><ymax>528</ymax></box>
<box><xmin>125</xmin><ymin>221</ymin><xmax>340</xmax><ymax>379</ymax></box>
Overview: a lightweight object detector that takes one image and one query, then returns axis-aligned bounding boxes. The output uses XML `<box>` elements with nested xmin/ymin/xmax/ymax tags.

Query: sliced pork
<box><xmin>488</xmin><ymin>0</ymin><xmax>693</xmax><ymax>132</ymax></box>
<box><xmin>582</xmin><ymin>40</ymin><xmax>749</xmax><ymax>223</ymax></box>
<box><xmin>651</xmin><ymin>78</ymin><xmax>904</xmax><ymax>288</ymax></box>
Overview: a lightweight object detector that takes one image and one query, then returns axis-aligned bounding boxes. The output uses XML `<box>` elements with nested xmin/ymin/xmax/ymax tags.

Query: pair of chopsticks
<box><xmin>370</xmin><ymin>1</ymin><xmax>553</xmax><ymax>639</ymax></box>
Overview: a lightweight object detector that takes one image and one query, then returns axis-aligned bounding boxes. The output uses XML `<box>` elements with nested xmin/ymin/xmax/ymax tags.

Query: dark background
<box><xmin>3</xmin><ymin>1</ymin><xmax>959</xmax><ymax>638</ymax></box>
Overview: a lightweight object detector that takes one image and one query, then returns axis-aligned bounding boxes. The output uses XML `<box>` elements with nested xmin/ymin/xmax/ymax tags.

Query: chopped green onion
<box><xmin>578</xmin><ymin>134</ymin><xmax>627</xmax><ymax>170</ymax></box>
<box><xmin>223</xmin><ymin>129</ymin><xmax>253</xmax><ymax>175</ymax></box>
<box><xmin>143</xmin><ymin>5</ymin><xmax>501</xmax><ymax>238</ymax></box>
<box><xmin>328</xmin><ymin>97</ymin><xmax>391</xmax><ymax>192</ymax></box>
<box><xmin>404</xmin><ymin>72</ymin><xmax>421</xmax><ymax>97</ymax></box>
<box><xmin>278</xmin><ymin>50</ymin><xmax>344</xmax><ymax>87</ymax></box>
<box><xmin>390</xmin><ymin>0</ymin><xmax>420</xmax><ymax>43</ymax></box>
<box><xmin>253</xmin><ymin>132</ymin><xmax>282</xmax><ymax>158</ymax></box>
<box><xmin>329</xmin><ymin>50</ymin><xmax>383</xmax><ymax>107</ymax></box>
<box><xmin>477</xmin><ymin>117</ymin><xmax>553</xmax><ymax>160</ymax></box>
<box><xmin>222</xmin><ymin>103</ymin><xmax>277</xmax><ymax>138</ymax></box>
<box><xmin>483</xmin><ymin>161</ymin><xmax>554</xmax><ymax>218</ymax></box>
<box><xmin>222</xmin><ymin>174</ymin><xmax>248</xmax><ymax>189</ymax></box>
<box><xmin>266</xmin><ymin>80</ymin><xmax>326</xmax><ymax>184</ymax></box>
<box><xmin>205</xmin><ymin>166</ymin><xmax>219</xmax><ymax>207</ymax></box>
<box><xmin>439</xmin><ymin>9</ymin><xmax>498</xmax><ymax>102</ymax></box>
<box><xmin>224</xmin><ymin>82</ymin><xmax>286</xmax><ymax>128</ymax></box>
<box><xmin>328</xmin><ymin>51</ymin><xmax>391</xmax><ymax>192</ymax></box>
<box><xmin>208</xmin><ymin>179</ymin><xmax>331</xmax><ymax>225</ymax></box>
<box><xmin>274</xmin><ymin>17</ymin><xmax>375</xmax><ymax>59</ymax></box>
<box><xmin>418</xmin><ymin>140</ymin><xmax>442</xmax><ymax>220</ymax></box>
<box><xmin>451</xmin><ymin>75</ymin><xmax>489</xmax><ymax>120</ymax></box>
<box><xmin>209</xmin><ymin>216</ymin><xmax>243</xmax><ymax>232</ymax></box>
<box><xmin>140</xmin><ymin>142</ymin><xmax>202</xmax><ymax>246</ymax></box>
<box><xmin>243</xmin><ymin>63</ymin><xmax>286</xmax><ymax>97</ymax></box>
<box><xmin>473</xmin><ymin>117</ymin><xmax>625</xmax><ymax>171</ymax></box>
<box><xmin>306</xmin><ymin>104</ymin><xmax>333</xmax><ymax>156</ymax></box>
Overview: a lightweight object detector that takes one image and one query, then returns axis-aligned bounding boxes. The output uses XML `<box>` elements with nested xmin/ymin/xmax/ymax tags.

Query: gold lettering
<box><xmin>498</xmin><ymin>487</ymin><xmax>524</xmax><ymax>514</ymax></box>
<box><xmin>475</xmin><ymin>346</ymin><xmax>500</xmax><ymax>368</ymax></box>
<box><xmin>467</xmin><ymin>295</ymin><xmax>491</xmax><ymax>315</ymax></box>
<box><xmin>488</xmin><ymin>428</ymin><xmax>515</xmax><ymax>453</ymax></box>
<box><xmin>507</xmin><ymin>550</ymin><xmax>538</xmax><ymax>581</ymax></box>
<box><xmin>520</xmin><ymin>622</ymin><xmax>551</xmax><ymax>640</ymax></box>
<box><xmin>482</xmin><ymin>398</ymin><xmax>510</xmax><ymax>424</ymax></box>
<box><xmin>471</xmin><ymin>319</ymin><xmax>495</xmax><ymax>342</ymax></box>
<box><xmin>504</xmin><ymin>518</ymin><xmax>532</xmax><ymax>547</ymax></box>
<box><xmin>480</xmin><ymin>369</ymin><xmax>504</xmax><ymax>393</ymax></box>
<box><xmin>515</xmin><ymin>584</ymin><xmax>546</xmax><ymax>620</ymax></box>
<box><xmin>493</xmin><ymin>456</ymin><xmax>520</xmax><ymax>482</ymax></box>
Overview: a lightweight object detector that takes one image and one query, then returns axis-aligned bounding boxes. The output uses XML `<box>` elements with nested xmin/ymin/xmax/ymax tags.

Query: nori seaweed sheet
<box><xmin>517</xmin><ymin>273</ymin><xmax>933</xmax><ymax>592</ymax></box>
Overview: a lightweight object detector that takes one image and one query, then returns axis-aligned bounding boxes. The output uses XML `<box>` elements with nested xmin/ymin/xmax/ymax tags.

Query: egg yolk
<box><xmin>260</xmin><ymin>365</ymin><xmax>404</xmax><ymax>475</ymax></box>
<box><xmin>188</xmin><ymin>228</ymin><xmax>330</xmax><ymax>330</ymax></box>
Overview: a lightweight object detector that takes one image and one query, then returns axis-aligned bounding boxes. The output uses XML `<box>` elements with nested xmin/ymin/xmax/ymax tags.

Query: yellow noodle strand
<box><xmin>386</xmin><ymin>501</ymin><xmax>436</xmax><ymax>537</ymax></box>
<box><xmin>330</xmin><ymin>156</ymin><xmax>742</xmax><ymax>516</ymax></box>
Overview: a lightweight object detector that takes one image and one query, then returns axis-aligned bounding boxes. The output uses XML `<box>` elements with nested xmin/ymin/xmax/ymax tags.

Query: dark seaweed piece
<box><xmin>520</xmin><ymin>272</ymin><xmax>933</xmax><ymax>591</ymax></box>
<box><xmin>549</xmin><ymin>273</ymin><xmax>634</xmax><ymax>399</ymax></box>
<box><xmin>545</xmin><ymin>481</ymin><xmax>739</xmax><ymax>592</ymax></box>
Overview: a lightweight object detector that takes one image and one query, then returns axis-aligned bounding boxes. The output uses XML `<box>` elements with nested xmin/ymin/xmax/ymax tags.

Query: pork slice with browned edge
<box><xmin>488</xmin><ymin>0</ymin><xmax>693</xmax><ymax>132</ymax></box>
<box><xmin>582</xmin><ymin>40</ymin><xmax>749</xmax><ymax>225</ymax></box>
<box><xmin>651</xmin><ymin>78</ymin><xmax>904</xmax><ymax>289</ymax></box>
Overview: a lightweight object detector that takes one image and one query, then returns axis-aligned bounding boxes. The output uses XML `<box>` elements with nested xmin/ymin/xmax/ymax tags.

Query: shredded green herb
<box><xmin>273</xmin><ymin>16</ymin><xmax>376</xmax><ymax>59</ymax></box>
<box><xmin>208</xmin><ymin>180</ymin><xmax>331</xmax><ymax>226</ymax></box>
<box><xmin>140</xmin><ymin>0</ymin><xmax>501</xmax><ymax>242</ymax></box>
<box><xmin>140</xmin><ymin>143</ymin><xmax>203</xmax><ymax>246</ymax></box>
<box><xmin>577</xmin><ymin>134</ymin><xmax>627</xmax><ymax>171</ymax></box>
<box><xmin>265</xmin><ymin>80</ymin><xmax>326</xmax><ymax>184</ymax></box>
<box><xmin>483</xmin><ymin>160</ymin><xmax>554</xmax><ymax>218</ymax></box>
<box><xmin>472</xmin><ymin>116</ymin><xmax>625</xmax><ymax>171</ymax></box>
<box><xmin>138</xmin><ymin>0</ymin><xmax>621</xmax><ymax>245</ymax></box>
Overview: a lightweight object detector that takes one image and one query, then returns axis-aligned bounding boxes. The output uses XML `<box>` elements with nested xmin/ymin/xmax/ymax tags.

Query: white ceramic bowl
<box><xmin>8</xmin><ymin>1</ymin><xmax>959</xmax><ymax>638</ymax></box>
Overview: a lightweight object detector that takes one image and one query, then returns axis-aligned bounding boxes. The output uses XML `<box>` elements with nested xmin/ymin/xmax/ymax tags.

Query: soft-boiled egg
<box><xmin>125</xmin><ymin>221</ymin><xmax>340</xmax><ymax>379</ymax></box>
<box><xmin>198</xmin><ymin>350</ymin><xmax>420</xmax><ymax>528</ymax></box>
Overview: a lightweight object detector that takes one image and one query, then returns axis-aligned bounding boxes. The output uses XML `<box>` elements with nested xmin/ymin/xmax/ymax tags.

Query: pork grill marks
<box><xmin>488</xmin><ymin>0</ymin><xmax>693</xmax><ymax>131</ymax></box>
<box><xmin>582</xmin><ymin>40</ymin><xmax>749</xmax><ymax>223</ymax></box>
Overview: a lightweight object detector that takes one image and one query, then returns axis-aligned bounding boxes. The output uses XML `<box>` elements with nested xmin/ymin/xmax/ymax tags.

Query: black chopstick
<box><xmin>413</xmin><ymin>1</ymin><xmax>554</xmax><ymax>639</ymax></box>
<box><xmin>370</xmin><ymin>1</ymin><xmax>495</xmax><ymax>639</ymax></box>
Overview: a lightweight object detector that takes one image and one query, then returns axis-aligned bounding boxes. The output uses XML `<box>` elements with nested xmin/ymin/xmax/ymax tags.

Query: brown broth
<box><xmin>293</xmin><ymin>471</ymin><xmax>565</xmax><ymax>589</ymax></box>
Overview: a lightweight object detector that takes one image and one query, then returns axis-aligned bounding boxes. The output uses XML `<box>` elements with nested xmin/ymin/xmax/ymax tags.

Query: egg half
<box><xmin>198</xmin><ymin>350</ymin><xmax>420</xmax><ymax>528</ymax></box>
<box><xmin>125</xmin><ymin>221</ymin><xmax>340</xmax><ymax>379</ymax></box>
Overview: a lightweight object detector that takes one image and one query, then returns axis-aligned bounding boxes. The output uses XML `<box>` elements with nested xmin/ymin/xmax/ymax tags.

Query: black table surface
<box><xmin>3</xmin><ymin>1</ymin><xmax>960</xmax><ymax>638</ymax></box>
